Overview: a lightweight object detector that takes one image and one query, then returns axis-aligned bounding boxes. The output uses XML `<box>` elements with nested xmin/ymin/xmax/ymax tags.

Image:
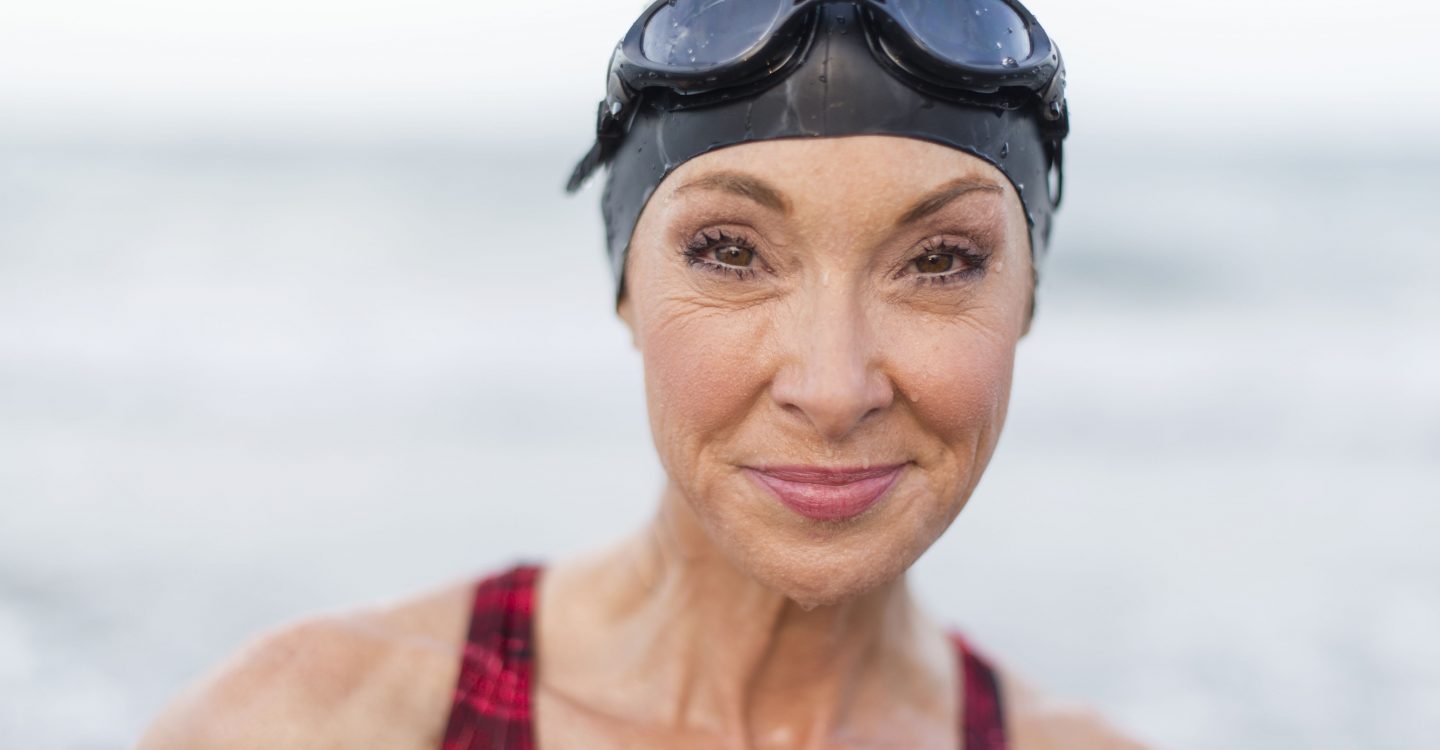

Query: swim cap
<box><xmin>574</xmin><ymin>1</ymin><xmax>1067</xmax><ymax>297</ymax></box>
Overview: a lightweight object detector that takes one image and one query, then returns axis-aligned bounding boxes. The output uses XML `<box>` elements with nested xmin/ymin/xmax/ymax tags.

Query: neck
<box><xmin>539</xmin><ymin>482</ymin><xmax>953</xmax><ymax>748</ymax></box>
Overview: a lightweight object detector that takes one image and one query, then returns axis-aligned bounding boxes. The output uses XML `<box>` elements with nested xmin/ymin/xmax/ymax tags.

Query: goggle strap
<box><xmin>567</xmin><ymin>96</ymin><xmax>627</xmax><ymax>193</ymax></box>
<box><xmin>1050</xmin><ymin>140</ymin><xmax>1064</xmax><ymax>209</ymax></box>
<box><xmin>566</xmin><ymin>140</ymin><xmax>604</xmax><ymax>194</ymax></box>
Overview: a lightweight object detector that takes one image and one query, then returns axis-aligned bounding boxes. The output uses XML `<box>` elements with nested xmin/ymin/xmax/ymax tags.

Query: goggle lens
<box><xmin>641</xmin><ymin>0</ymin><xmax>786</xmax><ymax>67</ymax></box>
<box><xmin>886</xmin><ymin>0</ymin><xmax>1031</xmax><ymax>66</ymax></box>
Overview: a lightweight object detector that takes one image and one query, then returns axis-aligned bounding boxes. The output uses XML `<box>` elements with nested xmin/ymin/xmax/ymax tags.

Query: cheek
<box><xmin>637</xmin><ymin>303</ymin><xmax>772</xmax><ymax>472</ymax></box>
<box><xmin>892</xmin><ymin>321</ymin><xmax>1017</xmax><ymax>460</ymax></box>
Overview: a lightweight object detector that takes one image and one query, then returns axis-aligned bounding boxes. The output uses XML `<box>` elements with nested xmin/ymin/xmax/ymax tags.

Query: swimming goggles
<box><xmin>569</xmin><ymin>0</ymin><xmax>1069</xmax><ymax>191</ymax></box>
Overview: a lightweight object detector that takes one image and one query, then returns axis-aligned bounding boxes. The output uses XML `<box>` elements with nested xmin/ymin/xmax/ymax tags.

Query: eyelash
<box><xmin>682</xmin><ymin>229</ymin><xmax>760</xmax><ymax>280</ymax></box>
<box><xmin>680</xmin><ymin>230</ymin><xmax>990</xmax><ymax>286</ymax></box>
<box><xmin>906</xmin><ymin>238</ymin><xmax>991</xmax><ymax>286</ymax></box>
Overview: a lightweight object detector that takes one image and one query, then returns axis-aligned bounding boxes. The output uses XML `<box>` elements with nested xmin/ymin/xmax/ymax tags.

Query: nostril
<box><xmin>770</xmin><ymin>371</ymin><xmax>895</xmax><ymax>441</ymax></box>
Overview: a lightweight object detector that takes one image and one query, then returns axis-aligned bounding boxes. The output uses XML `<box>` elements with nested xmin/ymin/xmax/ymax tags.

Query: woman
<box><xmin>142</xmin><ymin>1</ymin><xmax>1145</xmax><ymax>748</ymax></box>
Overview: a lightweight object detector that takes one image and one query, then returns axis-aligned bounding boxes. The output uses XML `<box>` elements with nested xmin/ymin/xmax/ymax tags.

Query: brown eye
<box><xmin>714</xmin><ymin>246</ymin><xmax>754</xmax><ymax>267</ymax></box>
<box><xmin>913</xmin><ymin>253</ymin><xmax>955</xmax><ymax>274</ymax></box>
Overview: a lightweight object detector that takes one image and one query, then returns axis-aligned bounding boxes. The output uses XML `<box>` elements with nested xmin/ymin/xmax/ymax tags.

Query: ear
<box><xmin>616</xmin><ymin>293</ymin><xmax>639</xmax><ymax>350</ymax></box>
<box><xmin>1020</xmin><ymin>261</ymin><xmax>1037</xmax><ymax>338</ymax></box>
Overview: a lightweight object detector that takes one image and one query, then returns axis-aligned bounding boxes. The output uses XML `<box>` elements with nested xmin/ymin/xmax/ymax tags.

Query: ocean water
<box><xmin>0</xmin><ymin>135</ymin><xmax>1437</xmax><ymax>749</ymax></box>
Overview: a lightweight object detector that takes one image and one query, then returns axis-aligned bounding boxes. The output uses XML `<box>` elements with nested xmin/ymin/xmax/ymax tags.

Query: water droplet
<box><xmin>999</xmin><ymin>142</ymin><xmax>1010</xmax><ymax>158</ymax></box>
<box><xmin>1018</xmin><ymin>183</ymin><xmax>1026</xmax><ymax>191</ymax></box>
<box><xmin>1002</xmin><ymin>56</ymin><xmax>1018</xmax><ymax>68</ymax></box>
<box><xmin>995</xmin><ymin>41</ymin><xmax>1003</xmax><ymax>49</ymax></box>
<box><xmin>609</xmin><ymin>101</ymin><xmax>623</xmax><ymax>116</ymax></box>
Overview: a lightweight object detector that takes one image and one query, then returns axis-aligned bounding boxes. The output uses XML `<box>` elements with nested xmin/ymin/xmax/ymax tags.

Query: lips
<box><xmin>745</xmin><ymin>464</ymin><xmax>907</xmax><ymax>522</ymax></box>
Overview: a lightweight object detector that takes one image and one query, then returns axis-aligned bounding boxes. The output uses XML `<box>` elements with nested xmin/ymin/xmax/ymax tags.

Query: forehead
<box><xmin>655</xmin><ymin>135</ymin><xmax>1019</xmax><ymax>218</ymax></box>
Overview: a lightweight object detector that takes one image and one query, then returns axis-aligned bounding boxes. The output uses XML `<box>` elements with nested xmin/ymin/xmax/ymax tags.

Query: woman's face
<box><xmin>620</xmin><ymin>136</ymin><xmax>1034</xmax><ymax>606</ymax></box>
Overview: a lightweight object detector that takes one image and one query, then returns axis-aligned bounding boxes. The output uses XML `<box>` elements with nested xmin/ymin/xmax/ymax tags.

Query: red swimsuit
<box><xmin>441</xmin><ymin>565</ymin><xmax>1007</xmax><ymax>750</ymax></box>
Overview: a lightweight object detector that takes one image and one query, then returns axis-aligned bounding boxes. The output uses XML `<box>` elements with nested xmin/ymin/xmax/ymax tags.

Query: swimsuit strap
<box><xmin>954</xmin><ymin>632</ymin><xmax>1010</xmax><ymax>750</ymax></box>
<box><xmin>441</xmin><ymin>564</ymin><xmax>539</xmax><ymax>750</ymax></box>
<box><xmin>440</xmin><ymin>564</ymin><xmax>1007</xmax><ymax>750</ymax></box>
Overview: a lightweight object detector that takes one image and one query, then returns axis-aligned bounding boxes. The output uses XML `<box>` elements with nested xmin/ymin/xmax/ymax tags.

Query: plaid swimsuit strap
<box><xmin>440</xmin><ymin>565</ymin><xmax>1007</xmax><ymax>750</ymax></box>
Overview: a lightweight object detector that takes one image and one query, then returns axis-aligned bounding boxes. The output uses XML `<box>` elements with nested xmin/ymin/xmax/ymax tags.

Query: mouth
<box><xmin>743</xmin><ymin>463</ymin><xmax>908</xmax><ymax>522</ymax></box>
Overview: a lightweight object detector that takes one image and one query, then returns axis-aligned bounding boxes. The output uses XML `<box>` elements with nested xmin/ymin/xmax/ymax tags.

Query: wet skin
<box><xmin>530</xmin><ymin>135</ymin><xmax>1033</xmax><ymax>748</ymax></box>
<box><xmin>139</xmin><ymin>136</ymin><xmax>1147</xmax><ymax>750</ymax></box>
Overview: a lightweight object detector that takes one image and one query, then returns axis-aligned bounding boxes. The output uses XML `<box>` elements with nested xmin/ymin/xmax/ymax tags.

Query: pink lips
<box><xmin>745</xmin><ymin>464</ymin><xmax>906</xmax><ymax>522</ymax></box>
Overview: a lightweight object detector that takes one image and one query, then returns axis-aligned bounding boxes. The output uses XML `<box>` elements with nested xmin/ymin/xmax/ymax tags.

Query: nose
<box><xmin>770</xmin><ymin>287</ymin><xmax>895</xmax><ymax>442</ymax></box>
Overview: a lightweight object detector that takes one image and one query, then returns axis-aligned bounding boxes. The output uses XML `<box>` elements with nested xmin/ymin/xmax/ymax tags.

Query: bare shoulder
<box><xmin>137</xmin><ymin>580</ymin><xmax>476</xmax><ymax>750</ymax></box>
<box><xmin>1000</xmin><ymin>668</ymin><xmax>1153</xmax><ymax>750</ymax></box>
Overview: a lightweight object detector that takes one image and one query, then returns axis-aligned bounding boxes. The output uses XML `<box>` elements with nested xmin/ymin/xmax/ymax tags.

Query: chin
<box><xmin>763</xmin><ymin>549</ymin><xmax>912</xmax><ymax>609</ymax></box>
<box><xmin>715</xmin><ymin>519</ymin><xmax>933</xmax><ymax>610</ymax></box>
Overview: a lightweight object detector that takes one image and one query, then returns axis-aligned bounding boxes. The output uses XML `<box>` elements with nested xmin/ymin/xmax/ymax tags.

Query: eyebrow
<box><xmin>673</xmin><ymin>171</ymin><xmax>791</xmax><ymax>214</ymax></box>
<box><xmin>894</xmin><ymin>178</ymin><xmax>1004</xmax><ymax>227</ymax></box>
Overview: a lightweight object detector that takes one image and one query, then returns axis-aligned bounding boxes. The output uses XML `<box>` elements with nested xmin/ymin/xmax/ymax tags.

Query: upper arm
<box><xmin>137</xmin><ymin>582</ymin><xmax>473</xmax><ymax>750</ymax></box>
<box><xmin>136</xmin><ymin>618</ymin><xmax>362</xmax><ymax>750</ymax></box>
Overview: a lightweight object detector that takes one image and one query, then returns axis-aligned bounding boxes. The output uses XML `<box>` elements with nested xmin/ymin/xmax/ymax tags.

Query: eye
<box><xmin>712</xmin><ymin>245</ymin><xmax>755</xmax><ymax>268</ymax></box>
<box><xmin>901</xmin><ymin>238</ymin><xmax>990</xmax><ymax>285</ymax></box>
<box><xmin>683</xmin><ymin>228</ymin><xmax>762</xmax><ymax>280</ymax></box>
<box><xmin>913</xmin><ymin>253</ymin><xmax>955</xmax><ymax>274</ymax></box>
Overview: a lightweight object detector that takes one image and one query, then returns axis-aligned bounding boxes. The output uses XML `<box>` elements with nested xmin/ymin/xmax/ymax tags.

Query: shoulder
<box><xmin>1000</xmin><ymin>668</ymin><xmax>1152</xmax><ymax>750</ymax></box>
<box><xmin>138</xmin><ymin>580</ymin><xmax>477</xmax><ymax>750</ymax></box>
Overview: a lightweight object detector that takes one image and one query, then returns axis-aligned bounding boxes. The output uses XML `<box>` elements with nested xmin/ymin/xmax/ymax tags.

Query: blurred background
<box><xmin>2</xmin><ymin>1</ymin><xmax>1438</xmax><ymax>748</ymax></box>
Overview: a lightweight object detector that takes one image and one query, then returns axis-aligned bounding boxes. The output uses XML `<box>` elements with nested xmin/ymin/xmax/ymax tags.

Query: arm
<box><xmin>137</xmin><ymin>618</ymin><xmax>367</xmax><ymax>750</ymax></box>
<box><xmin>137</xmin><ymin>584</ymin><xmax>471</xmax><ymax>750</ymax></box>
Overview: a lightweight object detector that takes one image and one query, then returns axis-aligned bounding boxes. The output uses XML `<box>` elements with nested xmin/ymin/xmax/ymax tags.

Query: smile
<box><xmin>744</xmin><ymin>464</ymin><xmax>907</xmax><ymax>522</ymax></box>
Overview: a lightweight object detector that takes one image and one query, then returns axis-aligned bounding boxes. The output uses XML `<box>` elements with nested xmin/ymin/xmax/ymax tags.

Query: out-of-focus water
<box><xmin>0</xmin><ymin>135</ymin><xmax>1436</xmax><ymax>750</ymax></box>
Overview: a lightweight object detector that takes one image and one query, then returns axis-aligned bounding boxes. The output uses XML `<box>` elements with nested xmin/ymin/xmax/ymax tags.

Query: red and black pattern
<box><xmin>441</xmin><ymin>564</ymin><xmax>538</xmax><ymax>750</ymax></box>
<box><xmin>954</xmin><ymin>632</ymin><xmax>1009</xmax><ymax>750</ymax></box>
<box><xmin>441</xmin><ymin>564</ymin><xmax>1007</xmax><ymax>749</ymax></box>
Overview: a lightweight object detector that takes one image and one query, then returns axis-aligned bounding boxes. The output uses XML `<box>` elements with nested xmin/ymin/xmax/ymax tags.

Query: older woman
<box><xmin>142</xmin><ymin>1</ymin><xmax>1145</xmax><ymax>748</ymax></box>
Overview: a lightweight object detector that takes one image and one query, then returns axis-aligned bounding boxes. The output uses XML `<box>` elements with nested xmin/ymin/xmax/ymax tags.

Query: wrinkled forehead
<box><xmin>649</xmin><ymin>135</ymin><xmax>1024</xmax><ymax>228</ymax></box>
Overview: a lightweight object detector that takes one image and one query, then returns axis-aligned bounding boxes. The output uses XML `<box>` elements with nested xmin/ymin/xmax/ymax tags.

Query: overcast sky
<box><xmin>1</xmin><ymin>0</ymin><xmax>1436</xmax><ymax>144</ymax></box>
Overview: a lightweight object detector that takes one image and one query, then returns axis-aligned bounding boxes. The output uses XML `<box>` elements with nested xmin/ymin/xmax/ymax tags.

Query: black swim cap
<box><xmin>579</xmin><ymin>1</ymin><xmax>1067</xmax><ymax>297</ymax></box>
